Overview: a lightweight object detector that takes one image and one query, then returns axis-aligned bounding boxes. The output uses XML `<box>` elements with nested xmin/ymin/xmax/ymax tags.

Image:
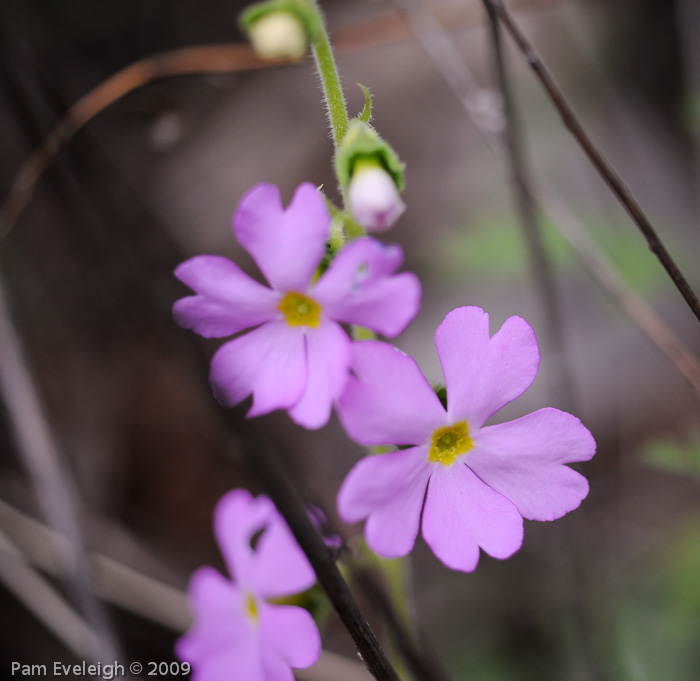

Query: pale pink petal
<box><xmin>337</xmin><ymin>447</ymin><xmax>432</xmax><ymax>558</ymax></box>
<box><xmin>262</xmin><ymin>604</ymin><xmax>321</xmax><ymax>671</ymax></box>
<box><xmin>214</xmin><ymin>490</ymin><xmax>275</xmax><ymax>585</ymax></box>
<box><xmin>288</xmin><ymin>320</ymin><xmax>351</xmax><ymax>430</ymax></box>
<box><xmin>181</xmin><ymin>634</ymin><xmax>269</xmax><ymax>681</ymax></box>
<box><xmin>252</xmin><ymin>514</ymin><xmax>316</xmax><ymax>599</ymax></box>
<box><xmin>422</xmin><ymin>463</ymin><xmax>523</xmax><ymax>572</ymax></box>
<box><xmin>261</xmin><ymin>656</ymin><xmax>295</xmax><ymax>681</ymax></box>
<box><xmin>337</xmin><ymin>341</ymin><xmax>446</xmax><ymax>446</ymax></box>
<box><xmin>173</xmin><ymin>255</ymin><xmax>279</xmax><ymax>337</ymax></box>
<box><xmin>348</xmin><ymin>165</ymin><xmax>405</xmax><ymax>232</ymax></box>
<box><xmin>435</xmin><ymin>307</ymin><xmax>540</xmax><ymax>428</ymax></box>
<box><xmin>233</xmin><ymin>183</ymin><xmax>330</xmax><ymax>292</ymax></box>
<box><xmin>182</xmin><ymin>639</ymin><xmax>264</xmax><ymax>681</ymax></box>
<box><xmin>175</xmin><ymin>568</ymin><xmax>254</xmax><ymax>673</ymax></box>
<box><xmin>468</xmin><ymin>408</ymin><xmax>595</xmax><ymax>521</ymax></box>
<box><xmin>312</xmin><ymin>238</ymin><xmax>421</xmax><ymax>337</ymax></box>
<box><xmin>210</xmin><ymin>320</ymin><xmax>307</xmax><ymax>417</ymax></box>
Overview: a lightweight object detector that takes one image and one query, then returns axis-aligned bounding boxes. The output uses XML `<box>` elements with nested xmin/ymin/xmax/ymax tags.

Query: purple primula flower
<box><xmin>173</xmin><ymin>182</ymin><xmax>420</xmax><ymax>429</ymax></box>
<box><xmin>336</xmin><ymin>306</ymin><xmax>596</xmax><ymax>573</ymax></box>
<box><xmin>176</xmin><ymin>489</ymin><xmax>321</xmax><ymax>681</ymax></box>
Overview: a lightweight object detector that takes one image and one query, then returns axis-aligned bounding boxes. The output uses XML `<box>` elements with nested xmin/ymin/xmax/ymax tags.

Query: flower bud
<box><xmin>247</xmin><ymin>11</ymin><xmax>308</xmax><ymax>61</ymax></box>
<box><xmin>348</xmin><ymin>159</ymin><xmax>405</xmax><ymax>232</ymax></box>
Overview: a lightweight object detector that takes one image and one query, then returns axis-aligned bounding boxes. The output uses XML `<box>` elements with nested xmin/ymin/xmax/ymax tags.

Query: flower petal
<box><xmin>252</xmin><ymin>514</ymin><xmax>316</xmax><ymax>599</ymax></box>
<box><xmin>188</xmin><ymin>641</ymin><xmax>265</xmax><ymax>681</ymax></box>
<box><xmin>288</xmin><ymin>320</ymin><xmax>351</xmax><ymax>430</ymax></box>
<box><xmin>262</xmin><ymin>604</ymin><xmax>321</xmax><ymax>671</ymax></box>
<box><xmin>348</xmin><ymin>165</ymin><xmax>406</xmax><ymax>232</ymax></box>
<box><xmin>176</xmin><ymin>567</ymin><xmax>247</xmax><ymax>659</ymax></box>
<box><xmin>214</xmin><ymin>490</ymin><xmax>275</xmax><ymax>585</ymax></box>
<box><xmin>337</xmin><ymin>447</ymin><xmax>432</xmax><ymax>558</ymax></box>
<box><xmin>180</xmin><ymin>634</ymin><xmax>263</xmax><ymax>681</ymax></box>
<box><xmin>468</xmin><ymin>408</ymin><xmax>595</xmax><ymax>521</ymax></box>
<box><xmin>337</xmin><ymin>341</ymin><xmax>446</xmax><ymax>446</ymax></box>
<box><xmin>233</xmin><ymin>183</ymin><xmax>330</xmax><ymax>292</ymax></box>
<box><xmin>422</xmin><ymin>463</ymin><xmax>523</xmax><ymax>572</ymax></box>
<box><xmin>210</xmin><ymin>321</ymin><xmax>307</xmax><ymax>417</ymax></box>
<box><xmin>312</xmin><ymin>238</ymin><xmax>421</xmax><ymax>337</ymax></box>
<box><xmin>173</xmin><ymin>255</ymin><xmax>279</xmax><ymax>338</ymax></box>
<box><xmin>435</xmin><ymin>307</ymin><xmax>540</xmax><ymax>428</ymax></box>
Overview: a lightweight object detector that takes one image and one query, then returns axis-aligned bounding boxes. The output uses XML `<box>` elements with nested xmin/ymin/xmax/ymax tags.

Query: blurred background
<box><xmin>1</xmin><ymin>0</ymin><xmax>700</xmax><ymax>679</ymax></box>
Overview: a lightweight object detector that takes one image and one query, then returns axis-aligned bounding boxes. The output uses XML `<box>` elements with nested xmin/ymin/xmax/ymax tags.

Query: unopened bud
<box><xmin>348</xmin><ymin>160</ymin><xmax>405</xmax><ymax>232</ymax></box>
<box><xmin>248</xmin><ymin>11</ymin><xmax>308</xmax><ymax>61</ymax></box>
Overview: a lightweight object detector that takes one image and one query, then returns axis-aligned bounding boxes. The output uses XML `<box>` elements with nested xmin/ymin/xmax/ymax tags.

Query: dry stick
<box><xmin>0</xmin><ymin>0</ymin><xmax>597</xmax><ymax>239</ymax></box>
<box><xmin>480</xmin><ymin>17</ymin><xmax>600</xmax><ymax>676</ymax></box>
<box><xmin>541</xmin><ymin>189</ymin><xmax>700</xmax><ymax>396</ymax></box>
<box><xmin>396</xmin><ymin>0</ymin><xmax>575</xmax><ymax>407</ymax></box>
<box><xmin>0</xmin><ymin>529</ymin><xmax>104</xmax><ymax>661</ymax></box>
<box><xmin>397</xmin><ymin>0</ymin><xmax>700</xmax><ymax>400</ymax></box>
<box><xmin>351</xmin><ymin>566</ymin><xmax>453</xmax><ymax>681</ymax></box>
<box><xmin>482</xmin><ymin>0</ymin><xmax>575</xmax><ymax>409</ymax></box>
<box><xmin>0</xmin><ymin>274</ymin><xmax>120</xmax><ymax>663</ymax></box>
<box><xmin>0</xmin><ymin>44</ymin><xmax>271</xmax><ymax>236</ymax></box>
<box><xmin>484</xmin><ymin>0</ymin><xmax>700</xmax><ymax>324</ymax></box>
<box><xmin>228</xmin><ymin>416</ymin><xmax>399</xmax><ymax>681</ymax></box>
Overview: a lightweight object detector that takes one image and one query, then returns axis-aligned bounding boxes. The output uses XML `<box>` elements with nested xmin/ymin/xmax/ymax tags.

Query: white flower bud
<box><xmin>248</xmin><ymin>11</ymin><xmax>308</xmax><ymax>61</ymax></box>
<box><xmin>348</xmin><ymin>161</ymin><xmax>405</xmax><ymax>232</ymax></box>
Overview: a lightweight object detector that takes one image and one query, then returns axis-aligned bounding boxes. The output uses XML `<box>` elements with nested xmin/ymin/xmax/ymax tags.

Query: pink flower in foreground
<box><xmin>337</xmin><ymin>306</ymin><xmax>596</xmax><ymax>572</ymax></box>
<box><xmin>173</xmin><ymin>182</ymin><xmax>420</xmax><ymax>429</ymax></box>
<box><xmin>176</xmin><ymin>489</ymin><xmax>320</xmax><ymax>681</ymax></box>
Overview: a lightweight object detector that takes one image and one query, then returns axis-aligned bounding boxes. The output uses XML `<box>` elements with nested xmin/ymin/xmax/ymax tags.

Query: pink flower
<box><xmin>173</xmin><ymin>182</ymin><xmax>420</xmax><ymax>429</ymax></box>
<box><xmin>176</xmin><ymin>489</ymin><xmax>321</xmax><ymax>681</ymax></box>
<box><xmin>337</xmin><ymin>306</ymin><xmax>596</xmax><ymax>572</ymax></box>
<box><xmin>348</xmin><ymin>162</ymin><xmax>405</xmax><ymax>232</ymax></box>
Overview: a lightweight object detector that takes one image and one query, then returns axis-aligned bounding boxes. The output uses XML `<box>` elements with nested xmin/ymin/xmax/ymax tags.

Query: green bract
<box><xmin>335</xmin><ymin>119</ymin><xmax>405</xmax><ymax>197</ymax></box>
<box><xmin>240</xmin><ymin>0</ymin><xmax>317</xmax><ymax>44</ymax></box>
<box><xmin>357</xmin><ymin>83</ymin><xmax>373</xmax><ymax>123</ymax></box>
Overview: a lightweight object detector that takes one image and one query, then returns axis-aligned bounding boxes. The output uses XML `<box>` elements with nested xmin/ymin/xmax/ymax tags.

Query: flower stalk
<box><xmin>305</xmin><ymin>0</ymin><xmax>349</xmax><ymax>147</ymax></box>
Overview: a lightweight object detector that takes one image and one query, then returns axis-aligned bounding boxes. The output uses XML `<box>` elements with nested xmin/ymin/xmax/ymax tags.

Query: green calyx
<box><xmin>239</xmin><ymin>0</ymin><xmax>317</xmax><ymax>44</ymax></box>
<box><xmin>335</xmin><ymin>119</ymin><xmax>405</xmax><ymax>196</ymax></box>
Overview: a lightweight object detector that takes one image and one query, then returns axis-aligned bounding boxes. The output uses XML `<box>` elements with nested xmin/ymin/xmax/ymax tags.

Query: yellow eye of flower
<box><xmin>244</xmin><ymin>591</ymin><xmax>259</xmax><ymax>625</ymax></box>
<box><xmin>428</xmin><ymin>421</ymin><xmax>474</xmax><ymax>467</ymax></box>
<box><xmin>278</xmin><ymin>291</ymin><xmax>321</xmax><ymax>327</ymax></box>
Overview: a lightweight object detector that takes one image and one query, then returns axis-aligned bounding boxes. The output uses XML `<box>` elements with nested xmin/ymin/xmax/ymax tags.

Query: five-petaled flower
<box><xmin>173</xmin><ymin>182</ymin><xmax>420</xmax><ymax>429</ymax></box>
<box><xmin>176</xmin><ymin>489</ymin><xmax>321</xmax><ymax>681</ymax></box>
<box><xmin>336</xmin><ymin>306</ymin><xmax>596</xmax><ymax>572</ymax></box>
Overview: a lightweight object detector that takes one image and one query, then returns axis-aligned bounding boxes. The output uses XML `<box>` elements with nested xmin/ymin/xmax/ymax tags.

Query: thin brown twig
<box><xmin>481</xmin><ymin>0</ymin><xmax>575</xmax><ymax>409</ymax></box>
<box><xmin>0</xmin><ymin>0</ymin><xmax>599</xmax><ymax>238</ymax></box>
<box><xmin>396</xmin><ymin>0</ymin><xmax>700</xmax><ymax>401</ymax></box>
<box><xmin>0</xmin><ymin>44</ymin><xmax>271</xmax><ymax>235</ymax></box>
<box><xmin>540</xmin><ymin>188</ymin><xmax>700</xmax><ymax>396</ymax></box>
<box><xmin>484</xmin><ymin>0</ymin><xmax>700</xmax><ymax>324</ymax></box>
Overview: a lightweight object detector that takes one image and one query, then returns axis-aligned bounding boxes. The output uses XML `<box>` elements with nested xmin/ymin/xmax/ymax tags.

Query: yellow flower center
<box><xmin>427</xmin><ymin>421</ymin><xmax>474</xmax><ymax>467</ymax></box>
<box><xmin>244</xmin><ymin>591</ymin><xmax>260</xmax><ymax>625</ymax></box>
<box><xmin>278</xmin><ymin>291</ymin><xmax>321</xmax><ymax>327</ymax></box>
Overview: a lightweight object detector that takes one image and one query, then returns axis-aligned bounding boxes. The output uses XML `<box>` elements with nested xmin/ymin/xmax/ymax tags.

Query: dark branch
<box><xmin>351</xmin><ymin>566</ymin><xmax>453</xmax><ymax>681</ymax></box>
<box><xmin>484</xmin><ymin>0</ymin><xmax>700</xmax><ymax>325</ymax></box>
<box><xmin>229</xmin><ymin>415</ymin><xmax>399</xmax><ymax>681</ymax></box>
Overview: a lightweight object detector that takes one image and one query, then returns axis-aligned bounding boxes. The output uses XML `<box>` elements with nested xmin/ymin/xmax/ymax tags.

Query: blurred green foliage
<box><xmin>429</xmin><ymin>212</ymin><xmax>677</xmax><ymax>295</ymax></box>
<box><xmin>643</xmin><ymin>429</ymin><xmax>700</xmax><ymax>481</ymax></box>
<box><xmin>601</xmin><ymin>518</ymin><xmax>700</xmax><ymax>681</ymax></box>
